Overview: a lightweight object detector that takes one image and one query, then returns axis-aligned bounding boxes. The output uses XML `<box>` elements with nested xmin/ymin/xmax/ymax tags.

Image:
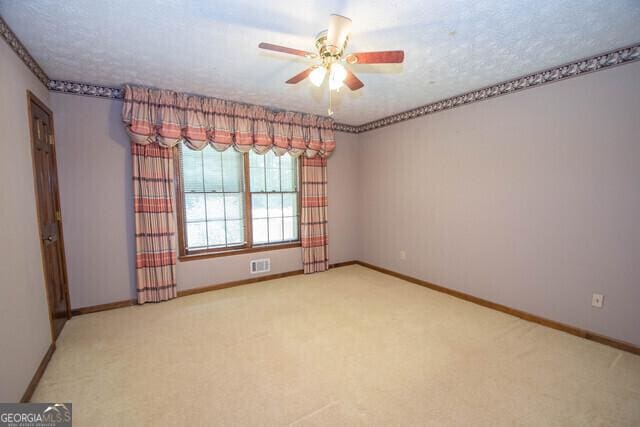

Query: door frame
<box><xmin>26</xmin><ymin>90</ymin><xmax>72</xmax><ymax>341</ymax></box>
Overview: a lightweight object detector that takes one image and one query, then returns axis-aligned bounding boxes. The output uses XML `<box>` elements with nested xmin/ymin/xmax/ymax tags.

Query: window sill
<box><xmin>178</xmin><ymin>242</ymin><xmax>301</xmax><ymax>262</ymax></box>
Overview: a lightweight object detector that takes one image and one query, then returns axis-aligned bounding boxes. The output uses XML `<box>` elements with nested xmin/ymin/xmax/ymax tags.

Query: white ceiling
<box><xmin>2</xmin><ymin>0</ymin><xmax>640</xmax><ymax>125</ymax></box>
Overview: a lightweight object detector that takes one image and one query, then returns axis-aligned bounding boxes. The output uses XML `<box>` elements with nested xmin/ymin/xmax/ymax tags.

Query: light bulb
<box><xmin>309</xmin><ymin>66</ymin><xmax>327</xmax><ymax>87</ymax></box>
<box><xmin>329</xmin><ymin>63</ymin><xmax>347</xmax><ymax>90</ymax></box>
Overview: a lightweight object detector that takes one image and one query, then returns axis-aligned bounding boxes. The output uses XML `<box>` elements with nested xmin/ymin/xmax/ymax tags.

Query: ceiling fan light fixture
<box><xmin>309</xmin><ymin>66</ymin><xmax>327</xmax><ymax>87</ymax></box>
<box><xmin>329</xmin><ymin>62</ymin><xmax>347</xmax><ymax>90</ymax></box>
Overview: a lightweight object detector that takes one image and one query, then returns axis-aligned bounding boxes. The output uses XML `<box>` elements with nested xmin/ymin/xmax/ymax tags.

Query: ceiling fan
<box><xmin>258</xmin><ymin>14</ymin><xmax>404</xmax><ymax>115</ymax></box>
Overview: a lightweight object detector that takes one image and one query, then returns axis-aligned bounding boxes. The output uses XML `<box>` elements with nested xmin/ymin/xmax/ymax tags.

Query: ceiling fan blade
<box><xmin>258</xmin><ymin>42</ymin><xmax>316</xmax><ymax>58</ymax></box>
<box><xmin>344</xmin><ymin>69</ymin><xmax>364</xmax><ymax>91</ymax></box>
<box><xmin>327</xmin><ymin>14</ymin><xmax>352</xmax><ymax>50</ymax></box>
<box><xmin>286</xmin><ymin>67</ymin><xmax>314</xmax><ymax>84</ymax></box>
<box><xmin>345</xmin><ymin>50</ymin><xmax>405</xmax><ymax>64</ymax></box>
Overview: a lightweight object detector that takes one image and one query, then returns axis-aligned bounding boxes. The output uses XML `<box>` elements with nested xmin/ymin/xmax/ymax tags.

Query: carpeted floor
<box><xmin>33</xmin><ymin>265</ymin><xmax>640</xmax><ymax>425</ymax></box>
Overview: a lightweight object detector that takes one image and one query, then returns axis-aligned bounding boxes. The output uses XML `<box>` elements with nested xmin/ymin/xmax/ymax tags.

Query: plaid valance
<box><xmin>122</xmin><ymin>85</ymin><xmax>335</xmax><ymax>158</ymax></box>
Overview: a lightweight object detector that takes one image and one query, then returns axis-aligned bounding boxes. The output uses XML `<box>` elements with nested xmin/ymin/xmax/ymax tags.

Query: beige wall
<box><xmin>327</xmin><ymin>131</ymin><xmax>361</xmax><ymax>264</ymax></box>
<box><xmin>50</xmin><ymin>94</ymin><xmax>137</xmax><ymax>306</ymax></box>
<box><xmin>0</xmin><ymin>41</ymin><xmax>53</xmax><ymax>400</ymax></box>
<box><xmin>358</xmin><ymin>61</ymin><xmax>640</xmax><ymax>346</ymax></box>
<box><xmin>50</xmin><ymin>90</ymin><xmax>361</xmax><ymax>307</ymax></box>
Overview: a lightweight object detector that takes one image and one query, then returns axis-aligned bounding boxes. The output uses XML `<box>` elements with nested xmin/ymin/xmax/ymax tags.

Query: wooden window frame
<box><xmin>174</xmin><ymin>147</ymin><xmax>301</xmax><ymax>261</ymax></box>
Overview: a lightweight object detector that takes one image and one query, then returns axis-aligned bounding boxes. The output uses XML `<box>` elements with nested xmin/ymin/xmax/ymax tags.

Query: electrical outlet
<box><xmin>592</xmin><ymin>293</ymin><xmax>604</xmax><ymax>308</ymax></box>
<box><xmin>399</xmin><ymin>250</ymin><xmax>406</xmax><ymax>260</ymax></box>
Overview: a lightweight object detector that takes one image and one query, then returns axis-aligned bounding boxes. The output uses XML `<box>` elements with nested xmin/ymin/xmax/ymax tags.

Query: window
<box><xmin>249</xmin><ymin>151</ymin><xmax>299</xmax><ymax>245</ymax></box>
<box><xmin>176</xmin><ymin>146</ymin><xmax>300</xmax><ymax>258</ymax></box>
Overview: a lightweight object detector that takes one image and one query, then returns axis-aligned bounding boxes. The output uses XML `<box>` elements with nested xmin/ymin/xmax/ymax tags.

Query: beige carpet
<box><xmin>33</xmin><ymin>265</ymin><xmax>640</xmax><ymax>426</ymax></box>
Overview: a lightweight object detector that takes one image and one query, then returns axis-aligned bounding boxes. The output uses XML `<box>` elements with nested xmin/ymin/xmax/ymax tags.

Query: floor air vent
<box><xmin>250</xmin><ymin>258</ymin><xmax>271</xmax><ymax>274</ymax></box>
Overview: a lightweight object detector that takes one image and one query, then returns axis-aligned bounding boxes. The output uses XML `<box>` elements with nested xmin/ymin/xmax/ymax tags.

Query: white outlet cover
<box><xmin>399</xmin><ymin>250</ymin><xmax>406</xmax><ymax>260</ymax></box>
<box><xmin>591</xmin><ymin>293</ymin><xmax>604</xmax><ymax>308</ymax></box>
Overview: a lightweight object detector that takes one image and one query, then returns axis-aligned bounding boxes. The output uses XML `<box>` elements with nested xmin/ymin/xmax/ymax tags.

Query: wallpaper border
<box><xmin>354</xmin><ymin>43</ymin><xmax>640</xmax><ymax>133</ymax></box>
<box><xmin>0</xmin><ymin>16</ymin><xmax>49</xmax><ymax>86</ymax></box>
<box><xmin>44</xmin><ymin>43</ymin><xmax>640</xmax><ymax>134</ymax></box>
<box><xmin>2</xmin><ymin>15</ymin><xmax>638</xmax><ymax>134</ymax></box>
<box><xmin>48</xmin><ymin>80</ymin><xmax>123</xmax><ymax>99</ymax></box>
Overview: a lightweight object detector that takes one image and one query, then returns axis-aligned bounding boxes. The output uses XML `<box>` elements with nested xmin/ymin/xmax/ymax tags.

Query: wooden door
<box><xmin>27</xmin><ymin>91</ymin><xmax>71</xmax><ymax>340</ymax></box>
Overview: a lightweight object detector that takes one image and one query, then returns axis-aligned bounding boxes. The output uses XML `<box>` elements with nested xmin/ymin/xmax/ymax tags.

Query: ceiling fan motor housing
<box><xmin>315</xmin><ymin>30</ymin><xmax>349</xmax><ymax>63</ymax></box>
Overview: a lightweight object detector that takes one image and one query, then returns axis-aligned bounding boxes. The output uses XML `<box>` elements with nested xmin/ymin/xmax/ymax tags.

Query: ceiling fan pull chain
<box><xmin>328</xmin><ymin>85</ymin><xmax>334</xmax><ymax>116</ymax></box>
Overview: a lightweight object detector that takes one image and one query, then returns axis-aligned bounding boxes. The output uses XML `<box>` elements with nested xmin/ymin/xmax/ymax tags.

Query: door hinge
<box><xmin>48</xmin><ymin>134</ymin><xmax>55</xmax><ymax>145</ymax></box>
<box><xmin>55</xmin><ymin>211</ymin><xmax>61</xmax><ymax>221</ymax></box>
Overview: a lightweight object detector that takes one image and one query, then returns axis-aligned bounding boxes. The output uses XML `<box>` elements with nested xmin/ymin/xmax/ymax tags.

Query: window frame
<box><xmin>174</xmin><ymin>146</ymin><xmax>302</xmax><ymax>261</ymax></box>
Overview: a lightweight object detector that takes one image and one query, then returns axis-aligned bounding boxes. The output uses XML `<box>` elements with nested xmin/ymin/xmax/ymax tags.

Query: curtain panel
<box><xmin>121</xmin><ymin>85</ymin><xmax>336</xmax><ymax>158</ymax></box>
<box><xmin>131</xmin><ymin>143</ymin><xmax>177</xmax><ymax>303</ymax></box>
<box><xmin>301</xmin><ymin>157</ymin><xmax>329</xmax><ymax>273</ymax></box>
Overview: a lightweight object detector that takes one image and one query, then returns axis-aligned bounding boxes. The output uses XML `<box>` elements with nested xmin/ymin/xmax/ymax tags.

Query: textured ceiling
<box><xmin>2</xmin><ymin>0</ymin><xmax>640</xmax><ymax>125</ymax></box>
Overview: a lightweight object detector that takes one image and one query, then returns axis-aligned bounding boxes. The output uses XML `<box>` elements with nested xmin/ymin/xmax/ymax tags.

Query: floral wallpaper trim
<box><xmin>0</xmin><ymin>16</ymin><xmax>49</xmax><ymax>86</ymax></box>
<box><xmin>48</xmin><ymin>80</ymin><xmax>124</xmax><ymax>99</ymax></box>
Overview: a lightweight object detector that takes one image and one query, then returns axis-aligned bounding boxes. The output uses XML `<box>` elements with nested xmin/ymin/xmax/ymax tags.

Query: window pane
<box><xmin>249</xmin><ymin>150</ymin><xmax>265</xmax><ymax>168</ymax></box>
<box><xmin>249</xmin><ymin>150</ymin><xmax>265</xmax><ymax>192</ymax></box>
<box><xmin>253</xmin><ymin>218</ymin><xmax>268</xmax><ymax>244</ymax></box>
<box><xmin>292</xmin><ymin>158</ymin><xmax>298</xmax><ymax>192</ymax></box>
<box><xmin>226</xmin><ymin>220</ymin><xmax>244</xmax><ymax>245</ymax></box>
<box><xmin>268</xmin><ymin>217</ymin><xmax>283</xmax><ymax>243</ymax></box>
<box><xmin>225</xmin><ymin>193</ymin><xmax>243</xmax><ymax>220</ymax></box>
<box><xmin>182</xmin><ymin>149</ymin><xmax>204</xmax><ymax>192</ymax></box>
<box><xmin>207</xmin><ymin>220</ymin><xmax>226</xmax><ymax>246</ymax></box>
<box><xmin>205</xmin><ymin>194</ymin><xmax>225</xmax><ymax>220</ymax></box>
<box><xmin>280</xmin><ymin>153</ymin><xmax>293</xmax><ymax>170</ymax></box>
<box><xmin>268</xmin><ymin>193</ymin><xmax>282</xmax><ymax>218</ymax></box>
<box><xmin>265</xmin><ymin>151</ymin><xmax>280</xmax><ymax>169</ymax></box>
<box><xmin>282</xmin><ymin>193</ymin><xmax>296</xmax><ymax>216</ymax></box>
<box><xmin>222</xmin><ymin>149</ymin><xmax>243</xmax><ymax>192</ymax></box>
<box><xmin>250</xmin><ymin>167</ymin><xmax>265</xmax><ymax>192</ymax></box>
<box><xmin>283</xmin><ymin>216</ymin><xmax>297</xmax><ymax>241</ymax></box>
<box><xmin>265</xmin><ymin>168</ymin><xmax>280</xmax><ymax>192</ymax></box>
<box><xmin>202</xmin><ymin>148</ymin><xmax>223</xmax><ymax>192</ymax></box>
<box><xmin>281</xmin><ymin>167</ymin><xmax>295</xmax><ymax>191</ymax></box>
<box><xmin>252</xmin><ymin>194</ymin><xmax>267</xmax><ymax>218</ymax></box>
<box><xmin>187</xmin><ymin>222</ymin><xmax>207</xmax><ymax>248</ymax></box>
<box><xmin>185</xmin><ymin>193</ymin><xmax>206</xmax><ymax>222</ymax></box>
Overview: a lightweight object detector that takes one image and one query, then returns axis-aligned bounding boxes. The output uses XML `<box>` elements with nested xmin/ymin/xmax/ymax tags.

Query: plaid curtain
<box><xmin>131</xmin><ymin>142</ymin><xmax>177</xmax><ymax>303</ymax></box>
<box><xmin>301</xmin><ymin>157</ymin><xmax>329</xmax><ymax>273</ymax></box>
